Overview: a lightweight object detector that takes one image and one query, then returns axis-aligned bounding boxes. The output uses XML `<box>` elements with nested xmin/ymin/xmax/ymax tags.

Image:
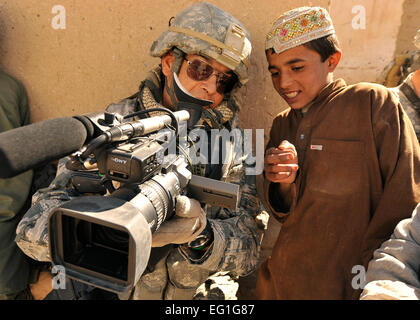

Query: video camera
<box><xmin>44</xmin><ymin>108</ymin><xmax>240</xmax><ymax>294</ymax></box>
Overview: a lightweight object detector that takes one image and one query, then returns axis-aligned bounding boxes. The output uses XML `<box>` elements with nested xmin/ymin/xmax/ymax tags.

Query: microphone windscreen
<box><xmin>0</xmin><ymin>117</ymin><xmax>92</xmax><ymax>178</ymax></box>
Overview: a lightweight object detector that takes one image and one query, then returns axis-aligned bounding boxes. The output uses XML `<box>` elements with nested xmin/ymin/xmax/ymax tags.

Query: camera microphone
<box><xmin>0</xmin><ymin>117</ymin><xmax>94</xmax><ymax>178</ymax></box>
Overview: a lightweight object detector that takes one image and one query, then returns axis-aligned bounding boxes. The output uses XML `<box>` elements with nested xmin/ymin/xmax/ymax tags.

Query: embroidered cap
<box><xmin>266</xmin><ymin>6</ymin><xmax>335</xmax><ymax>54</ymax></box>
<box><xmin>414</xmin><ymin>29</ymin><xmax>420</xmax><ymax>50</ymax></box>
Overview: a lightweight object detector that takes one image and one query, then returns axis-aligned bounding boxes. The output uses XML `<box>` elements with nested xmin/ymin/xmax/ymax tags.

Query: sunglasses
<box><xmin>184</xmin><ymin>57</ymin><xmax>238</xmax><ymax>94</ymax></box>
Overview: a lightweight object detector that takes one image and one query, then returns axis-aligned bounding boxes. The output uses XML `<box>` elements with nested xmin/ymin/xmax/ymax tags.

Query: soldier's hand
<box><xmin>151</xmin><ymin>196</ymin><xmax>207</xmax><ymax>247</ymax></box>
<box><xmin>264</xmin><ymin>140</ymin><xmax>299</xmax><ymax>184</ymax></box>
<box><xmin>30</xmin><ymin>270</ymin><xmax>53</xmax><ymax>300</ymax></box>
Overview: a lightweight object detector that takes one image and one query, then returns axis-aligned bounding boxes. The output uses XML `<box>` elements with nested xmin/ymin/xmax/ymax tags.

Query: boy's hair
<box><xmin>303</xmin><ymin>34</ymin><xmax>341</xmax><ymax>62</ymax></box>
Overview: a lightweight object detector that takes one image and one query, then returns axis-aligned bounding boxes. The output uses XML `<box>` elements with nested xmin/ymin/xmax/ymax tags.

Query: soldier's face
<box><xmin>267</xmin><ymin>45</ymin><xmax>340</xmax><ymax>109</ymax></box>
<box><xmin>163</xmin><ymin>53</ymin><xmax>234</xmax><ymax>108</ymax></box>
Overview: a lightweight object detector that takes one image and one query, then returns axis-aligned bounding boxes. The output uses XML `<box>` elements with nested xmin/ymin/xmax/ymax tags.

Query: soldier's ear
<box><xmin>161</xmin><ymin>51</ymin><xmax>175</xmax><ymax>77</ymax></box>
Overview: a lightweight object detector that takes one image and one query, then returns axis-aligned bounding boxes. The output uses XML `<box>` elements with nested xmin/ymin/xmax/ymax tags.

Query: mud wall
<box><xmin>1</xmin><ymin>0</ymin><xmax>416</xmax><ymax>136</ymax></box>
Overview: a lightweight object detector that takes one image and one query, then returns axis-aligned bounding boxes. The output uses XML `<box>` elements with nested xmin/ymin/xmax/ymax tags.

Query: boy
<box><xmin>256</xmin><ymin>6</ymin><xmax>420</xmax><ymax>299</ymax></box>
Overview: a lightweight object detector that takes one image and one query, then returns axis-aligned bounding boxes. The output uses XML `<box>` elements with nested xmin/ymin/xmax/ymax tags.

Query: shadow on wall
<box><xmin>394</xmin><ymin>0</ymin><xmax>420</xmax><ymax>56</ymax></box>
<box><xmin>0</xmin><ymin>10</ymin><xmax>5</xmax><ymax>68</ymax></box>
<box><xmin>378</xmin><ymin>0</ymin><xmax>420</xmax><ymax>87</ymax></box>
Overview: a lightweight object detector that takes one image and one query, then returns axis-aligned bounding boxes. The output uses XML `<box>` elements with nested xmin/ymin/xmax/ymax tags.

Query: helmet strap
<box><xmin>164</xmin><ymin>47</ymin><xmax>184</xmax><ymax>108</ymax></box>
<box><xmin>170</xmin><ymin>47</ymin><xmax>184</xmax><ymax>74</ymax></box>
<box><xmin>164</xmin><ymin>67</ymin><xmax>213</xmax><ymax>129</ymax></box>
<box><xmin>164</xmin><ymin>75</ymin><xmax>178</xmax><ymax>109</ymax></box>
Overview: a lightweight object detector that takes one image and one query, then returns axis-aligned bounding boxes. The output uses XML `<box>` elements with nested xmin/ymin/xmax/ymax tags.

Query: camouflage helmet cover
<box><xmin>150</xmin><ymin>2</ymin><xmax>252</xmax><ymax>84</ymax></box>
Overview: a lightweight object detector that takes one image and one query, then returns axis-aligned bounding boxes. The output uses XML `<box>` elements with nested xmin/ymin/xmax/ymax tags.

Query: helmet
<box><xmin>150</xmin><ymin>2</ymin><xmax>252</xmax><ymax>85</ymax></box>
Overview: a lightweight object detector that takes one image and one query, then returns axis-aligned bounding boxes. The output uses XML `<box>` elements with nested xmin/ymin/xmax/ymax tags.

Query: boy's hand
<box><xmin>264</xmin><ymin>140</ymin><xmax>299</xmax><ymax>184</ymax></box>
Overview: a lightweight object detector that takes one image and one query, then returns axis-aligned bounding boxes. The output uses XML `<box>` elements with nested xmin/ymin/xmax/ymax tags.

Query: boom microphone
<box><xmin>0</xmin><ymin>117</ymin><xmax>94</xmax><ymax>178</ymax></box>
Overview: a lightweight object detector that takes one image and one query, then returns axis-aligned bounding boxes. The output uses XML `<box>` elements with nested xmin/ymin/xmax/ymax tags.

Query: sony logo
<box><xmin>111</xmin><ymin>157</ymin><xmax>127</xmax><ymax>165</ymax></box>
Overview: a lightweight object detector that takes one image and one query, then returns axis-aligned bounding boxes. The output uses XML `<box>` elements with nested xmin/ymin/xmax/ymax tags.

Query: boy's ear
<box><xmin>327</xmin><ymin>51</ymin><xmax>341</xmax><ymax>72</ymax></box>
<box><xmin>161</xmin><ymin>51</ymin><xmax>175</xmax><ymax>77</ymax></box>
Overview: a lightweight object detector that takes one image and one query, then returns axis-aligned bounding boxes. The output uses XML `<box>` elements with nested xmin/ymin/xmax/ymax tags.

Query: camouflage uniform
<box><xmin>16</xmin><ymin>2</ymin><xmax>263</xmax><ymax>300</ymax></box>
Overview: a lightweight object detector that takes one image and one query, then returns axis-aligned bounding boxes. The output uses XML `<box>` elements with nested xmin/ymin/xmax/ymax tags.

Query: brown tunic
<box><xmin>256</xmin><ymin>79</ymin><xmax>420</xmax><ymax>300</ymax></box>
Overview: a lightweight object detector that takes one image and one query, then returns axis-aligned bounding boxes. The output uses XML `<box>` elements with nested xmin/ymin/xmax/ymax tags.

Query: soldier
<box><xmin>0</xmin><ymin>70</ymin><xmax>34</xmax><ymax>300</ymax></box>
<box><xmin>360</xmin><ymin>203</ymin><xmax>420</xmax><ymax>300</ymax></box>
<box><xmin>387</xmin><ymin>28</ymin><xmax>420</xmax><ymax>141</ymax></box>
<box><xmin>15</xmin><ymin>2</ymin><xmax>262</xmax><ymax>300</ymax></box>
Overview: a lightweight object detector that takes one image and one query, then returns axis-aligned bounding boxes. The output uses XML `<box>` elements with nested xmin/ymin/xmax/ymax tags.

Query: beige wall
<box><xmin>395</xmin><ymin>0</ymin><xmax>420</xmax><ymax>56</ymax></box>
<box><xmin>331</xmin><ymin>0</ymin><xmax>405</xmax><ymax>84</ymax></box>
<box><xmin>0</xmin><ymin>0</ymin><xmax>417</xmax><ymax>139</ymax></box>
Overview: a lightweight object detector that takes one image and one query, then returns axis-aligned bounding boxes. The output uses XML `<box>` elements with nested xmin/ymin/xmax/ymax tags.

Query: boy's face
<box><xmin>267</xmin><ymin>45</ymin><xmax>339</xmax><ymax>109</ymax></box>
